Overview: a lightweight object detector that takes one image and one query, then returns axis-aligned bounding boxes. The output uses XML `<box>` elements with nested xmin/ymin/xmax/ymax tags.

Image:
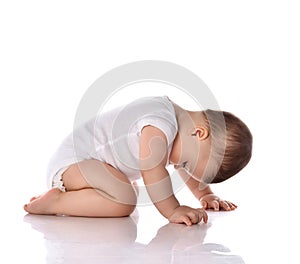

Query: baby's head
<box><xmin>202</xmin><ymin>109</ymin><xmax>252</xmax><ymax>183</ymax></box>
<box><xmin>172</xmin><ymin>107</ymin><xmax>252</xmax><ymax>184</ymax></box>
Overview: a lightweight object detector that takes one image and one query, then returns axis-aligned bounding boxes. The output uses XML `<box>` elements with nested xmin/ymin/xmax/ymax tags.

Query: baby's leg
<box><xmin>24</xmin><ymin>160</ymin><xmax>137</xmax><ymax>217</ymax></box>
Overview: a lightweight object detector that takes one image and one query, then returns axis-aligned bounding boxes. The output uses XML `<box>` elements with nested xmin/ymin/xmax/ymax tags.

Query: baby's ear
<box><xmin>191</xmin><ymin>127</ymin><xmax>209</xmax><ymax>141</ymax></box>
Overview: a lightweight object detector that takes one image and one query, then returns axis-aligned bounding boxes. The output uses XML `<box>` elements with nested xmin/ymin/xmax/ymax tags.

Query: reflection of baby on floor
<box><xmin>145</xmin><ymin>223</ymin><xmax>244</xmax><ymax>264</ymax></box>
<box><xmin>24</xmin><ymin>214</ymin><xmax>137</xmax><ymax>263</ymax></box>
<box><xmin>24</xmin><ymin>214</ymin><xmax>244</xmax><ymax>264</ymax></box>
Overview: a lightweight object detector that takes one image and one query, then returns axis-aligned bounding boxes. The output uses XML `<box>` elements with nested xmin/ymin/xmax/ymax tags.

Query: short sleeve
<box><xmin>135</xmin><ymin>112</ymin><xmax>178</xmax><ymax>147</ymax></box>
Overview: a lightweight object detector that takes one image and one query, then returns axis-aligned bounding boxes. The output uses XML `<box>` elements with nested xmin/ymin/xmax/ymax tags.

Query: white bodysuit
<box><xmin>46</xmin><ymin>96</ymin><xmax>178</xmax><ymax>188</ymax></box>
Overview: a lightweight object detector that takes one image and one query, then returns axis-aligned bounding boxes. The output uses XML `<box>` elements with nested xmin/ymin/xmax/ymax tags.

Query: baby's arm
<box><xmin>140</xmin><ymin>126</ymin><xmax>207</xmax><ymax>226</ymax></box>
<box><xmin>177</xmin><ymin>168</ymin><xmax>237</xmax><ymax>211</ymax></box>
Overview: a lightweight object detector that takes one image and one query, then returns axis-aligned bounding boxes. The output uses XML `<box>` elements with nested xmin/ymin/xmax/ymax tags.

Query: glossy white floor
<box><xmin>2</xmin><ymin>168</ymin><xmax>299</xmax><ymax>264</ymax></box>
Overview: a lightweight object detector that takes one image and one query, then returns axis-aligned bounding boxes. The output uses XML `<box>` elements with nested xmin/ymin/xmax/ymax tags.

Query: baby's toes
<box><xmin>23</xmin><ymin>203</ymin><xmax>31</xmax><ymax>213</ymax></box>
<box><xmin>30</xmin><ymin>195</ymin><xmax>41</xmax><ymax>202</ymax></box>
<box><xmin>23</xmin><ymin>200</ymin><xmax>40</xmax><ymax>214</ymax></box>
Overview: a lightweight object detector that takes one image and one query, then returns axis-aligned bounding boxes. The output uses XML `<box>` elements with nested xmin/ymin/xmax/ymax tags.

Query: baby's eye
<box><xmin>182</xmin><ymin>161</ymin><xmax>193</xmax><ymax>176</ymax></box>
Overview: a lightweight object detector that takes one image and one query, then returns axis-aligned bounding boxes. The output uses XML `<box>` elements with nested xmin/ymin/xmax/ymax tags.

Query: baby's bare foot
<box><xmin>24</xmin><ymin>188</ymin><xmax>62</xmax><ymax>215</ymax></box>
<box><xmin>30</xmin><ymin>195</ymin><xmax>41</xmax><ymax>202</ymax></box>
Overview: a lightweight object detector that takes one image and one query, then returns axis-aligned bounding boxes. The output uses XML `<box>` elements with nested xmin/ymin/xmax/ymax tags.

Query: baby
<box><xmin>24</xmin><ymin>96</ymin><xmax>252</xmax><ymax>226</ymax></box>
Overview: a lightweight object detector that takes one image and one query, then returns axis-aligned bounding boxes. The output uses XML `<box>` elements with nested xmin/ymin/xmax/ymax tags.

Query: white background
<box><xmin>1</xmin><ymin>1</ymin><xmax>300</xmax><ymax>263</ymax></box>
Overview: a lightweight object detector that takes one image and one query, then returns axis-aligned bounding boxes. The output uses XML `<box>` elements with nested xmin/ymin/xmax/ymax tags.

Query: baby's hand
<box><xmin>200</xmin><ymin>194</ymin><xmax>237</xmax><ymax>211</ymax></box>
<box><xmin>168</xmin><ymin>206</ymin><xmax>208</xmax><ymax>226</ymax></box>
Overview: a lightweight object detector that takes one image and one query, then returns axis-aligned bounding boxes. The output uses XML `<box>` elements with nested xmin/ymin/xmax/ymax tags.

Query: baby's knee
<box><xmin>110</xmin><ymin>181</ymin><xmax>137</xmax><ymax>206</ymax></box>
<box><xmin>119</xmin><ymin>203</ymin><xmax>136</xmax><ymax>217</ymax></box>
<box><xmin>118</xmin><ymin>184</ymin><xmax>138</xmax><ymax>207</ymax></box>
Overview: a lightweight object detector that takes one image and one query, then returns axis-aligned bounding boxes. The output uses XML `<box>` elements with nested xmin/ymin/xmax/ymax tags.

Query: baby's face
<box><xmin>179</xmin><ymin>154</ymin><xmax>210</xmax><ymax>182</ymax></box>
<box><xmin>175</xmin><ymin>133</ymin><xmax>212</xmax><ymax>182</ymax></box>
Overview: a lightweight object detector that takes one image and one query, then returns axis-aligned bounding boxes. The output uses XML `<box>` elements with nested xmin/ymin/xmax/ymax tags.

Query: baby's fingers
<box><xmin>181</xmin><ymin>215</ymin><xmax>192</xmax><ymax>226</ymax></box>
<box><xmin>200</xmin><ymin>200</ymin><xmax>208</xmax><ymax>209</ymax></box>
<box><xmin>230</xmin><ymin>201</ymin><xmax>237</xmax><ymax>208</ymax></box>
<box><xmin>202</xmin><ymin>210</ymin><xmax>208</xmax><ymax>223</ymax></box>
<box><xmin>200</xmin><ymin>199</ymin><xmax>219</xmax><ymax>211</ymax></box>
<box><xmin>219</xmin><ymin>200</ymin><xmax>231</xmax><ymax>211</ymax></box>
<box><xmin>220</xmin><ymin>200</ymin><xmax>237</xmax><ymax>211</ymax></box>
<box><xmin>227</xmin><ymin>201</ymin><xmax>237</xmax><ymax>210</ymax></box>
<box><xmin>211</xmin><ymin>200</ymin><xmax>219</xmax><ymax>211</ymax></box>
<box><xmin>197</xmin><ymin>209</ymin><xmax>208</xmax><ymax>223</ymax></box>
<box><xmin>187</xmin><ymin>211</ymin><xmax>200</xmax><ymax>224</ymax></box>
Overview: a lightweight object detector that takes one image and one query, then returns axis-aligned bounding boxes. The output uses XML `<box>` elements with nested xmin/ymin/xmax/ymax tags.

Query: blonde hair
<box><xmin>203</xmin><ymin>110</ymin><xmax>252</xmax><ymax>183</ymax></box>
